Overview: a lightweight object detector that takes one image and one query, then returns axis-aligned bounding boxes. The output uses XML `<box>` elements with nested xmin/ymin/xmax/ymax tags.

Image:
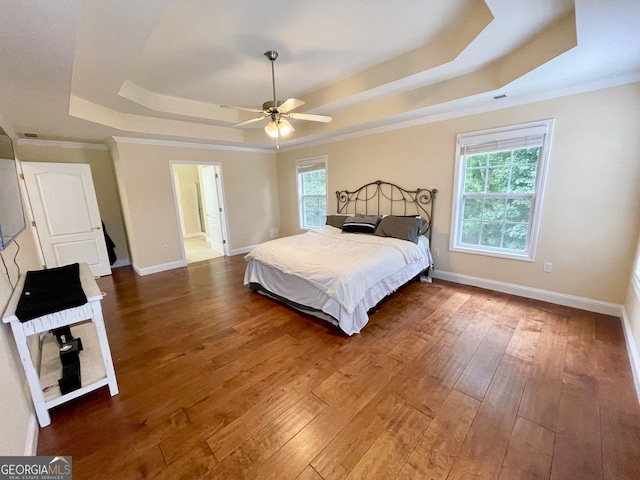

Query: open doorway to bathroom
<box><xmin>171</xmin><ymin>162</ymin><xmax>229</xmax><ymax>264</ymax></box>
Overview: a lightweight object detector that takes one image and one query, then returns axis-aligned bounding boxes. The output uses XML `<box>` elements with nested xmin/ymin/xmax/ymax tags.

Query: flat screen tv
<box><xmin>0</xmin><ymin>127</ymin><xmax>26</xmax><ymax>250</ymax></box>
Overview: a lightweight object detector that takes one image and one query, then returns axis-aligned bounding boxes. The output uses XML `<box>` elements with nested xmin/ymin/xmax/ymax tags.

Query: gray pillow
<box><xmin>374</xmin><ymin>216</ymin><xmax>426</xmax><ymax>243</ymax></box>
<box><xmin>326</xmin><ymin>215</ymin><xmax>351</xmax><ymax>229</ymax></box>
<box><xmin>342</xmin><ymin>215</ymin><xmax>382</xmax><ymax>234</ymax></box>
<box><xmin>396</xmin><ymin>215</ymin><xmax>429</xmax><ymax>235</ymax></box>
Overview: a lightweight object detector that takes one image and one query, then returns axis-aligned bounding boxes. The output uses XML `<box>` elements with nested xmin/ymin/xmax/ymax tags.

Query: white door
<box><xmin>201</xmin><ymin>166</ymin><xmax>224</xmax><ymax>255</ymax></box>
<box><xmin>21</xmin><ymin>162</ymin><xmax>112</xmax><ymax>276</ymax></box>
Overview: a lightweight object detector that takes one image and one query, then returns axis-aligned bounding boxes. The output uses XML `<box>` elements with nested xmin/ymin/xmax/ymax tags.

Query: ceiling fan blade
<box><xmin>220</xmin><ymin>105</ymin><xmax>264</xmax><ymax>114</ymax></box>
<box><xmin>287</xmin><ymin>112</ymin><xmax>332</xmax><ymax>123</ymax></box>
<box><xmin>278</xmin><ymin>98</ymin><xmax>305</xmax><ymax>113</ymax></box>
<box><xmin>231</xmin><ymin>115</ymin><xmax>268</xmax><ymax>127</ymax></box>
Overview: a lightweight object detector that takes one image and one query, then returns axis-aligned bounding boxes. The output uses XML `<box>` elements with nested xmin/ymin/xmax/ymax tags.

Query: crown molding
<box><xmin>16</xmin><ymin>138</ymin><xmax>108</xmax><ymax>150</ymax></box>
<box><xmin>109</xmin><ymin>136</ymin><xmax>274</xmax><ymax>154</ymax></box>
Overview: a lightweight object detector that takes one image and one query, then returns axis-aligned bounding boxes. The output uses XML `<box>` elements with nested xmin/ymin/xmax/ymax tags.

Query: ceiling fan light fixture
<box><xmin>265</xmin><ymin>119</ymin><xmax>293</xmax><ymax>138</ymax></box>
<box><xmin>265</xmin><ymin>120</ymin><xmax>280</xmax><ymax>138</ymax></box>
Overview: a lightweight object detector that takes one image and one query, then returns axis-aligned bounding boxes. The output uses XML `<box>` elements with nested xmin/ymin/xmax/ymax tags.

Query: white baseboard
<box><xmin>132</xmin><ymin>259</ymin><xmax>187</xmax><ymax>276</ymax></box>
<box><xmin>230</xmin><ymin>245</ymin><xmax>256</xmax><ymax>256</ymax></box>
<box><xmin>620</xmin><ymin>307</ymin><xmax>640</xmax><ymax>406</ymax></box>
<box><xmin>430</xmin><ymin>269</ymin><xmax>623</xmax><ymax>317</ymax></box>
<box><xmin>183</xmin><ymin>232</ymin><xmax>204</xmax><ymax>238</ymax></box>
<box><xmin>24</xmin><ymin>413</ymin><xmax>38</xmax><ymax>456</ymax></box>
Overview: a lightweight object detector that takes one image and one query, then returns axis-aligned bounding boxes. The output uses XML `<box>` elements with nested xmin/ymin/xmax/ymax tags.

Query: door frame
<box><xmin>169</xmin><ymin>160</ymin><xmax>230</xmax><ymax>261</ymax></box>
<box><xmin>200</xmin><ymin>165</ymin><xmax>224</xmax><ymax>255</ymax></box>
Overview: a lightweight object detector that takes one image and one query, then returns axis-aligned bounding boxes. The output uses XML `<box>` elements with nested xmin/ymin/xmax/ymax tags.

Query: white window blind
<box><xmin>296</xmin><ymin>158</ymin><xmax>325</xmax><ymax>173</ymax></box>
<box><xmin>460</xmin><ymin>133</ymin><xmax>545</xmax><ymax>156</ymax></box>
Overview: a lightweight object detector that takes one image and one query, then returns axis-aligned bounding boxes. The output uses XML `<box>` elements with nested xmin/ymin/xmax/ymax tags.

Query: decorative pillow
<box><xmin>374</xmin><ymin>215</ymin><xmax>426</xmax><ymax>244</ymax></box>
<box><xmin>326</xmin><ymin>215</ymin><xmax>351</xmax><ymax>229</ymax></box>
<box><xmin>394</xmin><ymin>215</ymin><xmax>429</xmax><ymax>235</ymax></box>
<box><xmin>341</xmin><ymin>215</ymin><xmax>382</xmax><ymax>234</ymax></box>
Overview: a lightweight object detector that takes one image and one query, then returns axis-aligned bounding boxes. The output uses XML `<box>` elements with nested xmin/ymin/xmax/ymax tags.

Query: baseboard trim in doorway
<box><xmin>133</xmin><ymin>260</ymin><xmax>187</xmax><ymax>276</ymax></box>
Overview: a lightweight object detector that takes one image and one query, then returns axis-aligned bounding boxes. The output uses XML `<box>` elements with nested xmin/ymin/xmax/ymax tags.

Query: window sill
<box><xmin>450</xmin><ymin>244</ymin><xmax>535</xmax><ymax>262</ymax></box>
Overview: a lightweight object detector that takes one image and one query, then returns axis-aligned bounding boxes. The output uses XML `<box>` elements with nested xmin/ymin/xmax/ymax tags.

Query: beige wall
<box><xmin>111</xmin><ymin>141</ymin><xmax>278</xmax><ymax>272</ymax></box>
<box><xmin>173</xmin><ymin>164</ymin><xmax>203</xmax><ymax>236</ymax></box>
<box><xmin>0</xmin><ymin>224</ymin><xmax>43</xmax><ymax>454</ymax></box>
<box><xmin>15</xmin><ymin>143</ymin><xmax>130</xmax><ymax>266</ymax></box>
<box><xmin>277</xmin><ymin>82</ymin><xmax>640</xmax><ymax>305</ymax></box>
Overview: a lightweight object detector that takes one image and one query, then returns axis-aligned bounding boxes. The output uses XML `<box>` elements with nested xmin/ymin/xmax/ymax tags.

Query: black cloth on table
<box><xmin>15</xmin><ymin>263</ymin><xmax>87</xmax><ymax>322</ymax></box>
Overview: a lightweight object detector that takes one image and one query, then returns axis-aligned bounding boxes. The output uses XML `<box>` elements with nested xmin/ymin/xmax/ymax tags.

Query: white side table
<box><xmin>2</xmin><ymin>262</ymin><xmax>118</xmax><ymax>427</ymax></box>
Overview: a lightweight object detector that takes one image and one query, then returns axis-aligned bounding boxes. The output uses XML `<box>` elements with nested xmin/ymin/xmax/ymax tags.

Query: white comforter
<box><xmin>244</xmin><ymin>225</ymin><xmax>431</xmax><ymax>333</ymax></box>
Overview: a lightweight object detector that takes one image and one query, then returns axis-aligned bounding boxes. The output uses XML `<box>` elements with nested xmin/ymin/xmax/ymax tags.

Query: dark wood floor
<box><xmin>37</xmin><ymin>255</ymin><xmax>640</xmax><ymax>479</ymax></box>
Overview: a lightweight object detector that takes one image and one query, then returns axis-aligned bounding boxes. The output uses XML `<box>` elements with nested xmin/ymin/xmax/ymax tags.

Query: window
<box><xmin>296</xmin><ymin>155</ymin><xmax>327</xmax><ymax>229</ymax></box>
<box><xmin>634</xmin><ymin>241</ymin><xmax>640</xmax><ymax>295</ymax></box>
<box><xmin>450</xmin><ymin>120</ymin><xmax>554</xmax><ymax>261</ymax></box>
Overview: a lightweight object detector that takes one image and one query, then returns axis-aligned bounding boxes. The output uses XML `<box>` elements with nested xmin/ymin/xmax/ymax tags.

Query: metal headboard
<box><xmin>336</xmin><ymin>180</ymin><xmax>438</xmax><ymax>244</ymax></box>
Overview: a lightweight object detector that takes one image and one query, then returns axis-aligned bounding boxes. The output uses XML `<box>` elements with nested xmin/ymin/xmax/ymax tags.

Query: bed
<box><xmin>244</xmin><ymin>180</ymin><xmax>437</xmax><ymax>335</ymax></box>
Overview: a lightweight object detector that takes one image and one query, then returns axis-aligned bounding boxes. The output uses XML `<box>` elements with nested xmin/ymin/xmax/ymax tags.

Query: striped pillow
<box><xmin>341</xmin><ymin>215</ymin><xmax>382</xmax><ymax>234</ymax></box>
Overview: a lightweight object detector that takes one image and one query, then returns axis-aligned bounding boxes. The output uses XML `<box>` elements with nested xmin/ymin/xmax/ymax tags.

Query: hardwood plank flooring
<box><xmin>36</xmin><ymin>255</ymin><xmax>640</xmax><ymax>479</ymax></box>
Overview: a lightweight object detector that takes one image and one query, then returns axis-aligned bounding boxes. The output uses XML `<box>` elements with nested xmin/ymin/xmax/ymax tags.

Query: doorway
<box><xmin>170</xmin><ymin>162</ymin><xmax>229</xmax><ymax>264</ymax></box>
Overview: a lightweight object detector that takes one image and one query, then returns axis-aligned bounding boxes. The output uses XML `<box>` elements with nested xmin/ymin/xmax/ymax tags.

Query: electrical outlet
<box><xmin>433</xmin><ymin>248</ymin><xmax>440</xmax><ymax>256</ymax></box>
<box><xmin>162</xmin><ymin>244</ymin><xmax>168</xmax><ymax>252</ymax></box>
<box><xmin>543</xmin><ymin>262</ymin><xmax>552</xmax><ymax>273</ymax></box>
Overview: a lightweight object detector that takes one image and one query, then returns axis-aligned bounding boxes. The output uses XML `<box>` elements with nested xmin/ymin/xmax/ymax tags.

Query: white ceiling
<box><xmin>0</xmin><ymin>0</ymin><xmax>638</xmax><ymax>150</ymax></box>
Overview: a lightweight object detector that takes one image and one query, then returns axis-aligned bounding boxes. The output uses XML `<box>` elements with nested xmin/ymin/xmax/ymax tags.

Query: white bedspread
<box><xmin>244</xmin><ymin>226</ymin><xmax>432</xmax><ymax>334</ymax></box>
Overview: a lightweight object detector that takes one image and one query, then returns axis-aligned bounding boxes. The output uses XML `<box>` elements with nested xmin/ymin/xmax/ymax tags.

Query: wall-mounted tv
<box><xmin>0</xmin><ymin>126</ymin><xmax>26</xmax><ymax>250</ymax></box>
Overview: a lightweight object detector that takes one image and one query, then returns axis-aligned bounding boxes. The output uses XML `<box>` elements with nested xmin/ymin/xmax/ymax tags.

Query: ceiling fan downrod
<box><xmin>264</xmin><ymin>50</ymin><xmax>279</xmax><ymax>104</ymax></box>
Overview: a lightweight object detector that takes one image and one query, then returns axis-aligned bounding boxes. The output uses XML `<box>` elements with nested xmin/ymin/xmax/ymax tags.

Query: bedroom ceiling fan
<box><xmin>221</xmin><ymin>50</ymin><xmax>332</xmax><ymax>146</ymax></box>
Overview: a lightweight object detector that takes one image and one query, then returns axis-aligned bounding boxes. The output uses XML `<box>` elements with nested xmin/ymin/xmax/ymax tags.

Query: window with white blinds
<box><xmin>296</xmin><ymin>155</ymin><xmax>327</xmax><ymax>229</ymax></box>
<box><xmin>450</xmin><ymin>120</ymin><xmax>554</xmax><ymax>261</ymax></box>
<box><xmin>634</xmin><ymin>241</ymin><xmax>640</xmax><ymax>295</ymax></box>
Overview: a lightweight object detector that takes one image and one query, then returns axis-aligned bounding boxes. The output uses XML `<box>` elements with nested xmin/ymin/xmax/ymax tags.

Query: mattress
<box><xmin>244</xmin><ymin>225</ymin><xmax>432</xmax><ymax>335</ymax></box>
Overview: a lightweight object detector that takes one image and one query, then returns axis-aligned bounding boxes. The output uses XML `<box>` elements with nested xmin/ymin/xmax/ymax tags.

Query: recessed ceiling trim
<box><xmin>69</xmin><ymin>95</ymin><xmax>244</xmax><ymax>143</ymax></box>
<box><xmin>300</xmin><ymin>0</ymin><xmax>494</xmax><ymax>113</ymax></box>
<box><xmin>279</xmin><ymin>72</ymin><xmax>640</xmax><ymax>153</ymax></box>
<box><xmin>276</xmin><ymin>8</ymin><xmax>577</xmax><ymax>141</ymax></box>
<box><xmin>118</xmin><ymin>80</ymin><xmax>239</xmax><ymax>123</ymax></box>
<box><xmin>492</xmin><ymin>9</ymin><xmax>577</xmax><ymax>86</ymax></box>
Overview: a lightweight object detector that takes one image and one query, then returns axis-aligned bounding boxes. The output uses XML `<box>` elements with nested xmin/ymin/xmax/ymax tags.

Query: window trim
<box><xmin>449</xmin><ymin>119</ymin><xmax>554</xmax><ymax>261</ymax></box>
<box><xmin>296</xmin><ymin>155</ymin><xmax>328</xmax><ymax>230</ymax></box>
